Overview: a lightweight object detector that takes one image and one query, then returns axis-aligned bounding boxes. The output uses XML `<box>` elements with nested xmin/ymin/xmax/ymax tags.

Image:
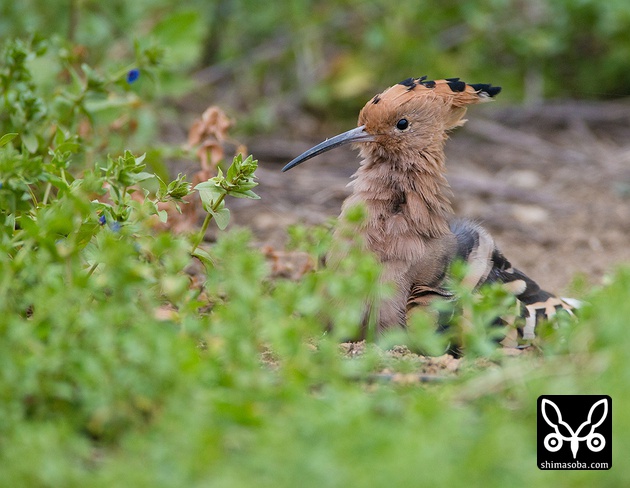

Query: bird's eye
<box><xmin>396</xmin><ymin>118</ymin><xmax>409</xmax><ymax>131</ymax></box>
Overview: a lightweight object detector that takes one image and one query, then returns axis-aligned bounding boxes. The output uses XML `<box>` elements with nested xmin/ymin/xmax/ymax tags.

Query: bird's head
<box><xmin>282</xmin><ymin>77</ymin><xmax>501</xmax><ymax>172</ymax></box>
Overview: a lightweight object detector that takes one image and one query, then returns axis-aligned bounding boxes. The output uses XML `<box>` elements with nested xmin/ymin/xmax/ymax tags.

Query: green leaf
<box><xmin>155</xmin><ymin>174</ymin><xmax>168</xmax><ymax>200</ymax></box>
<box><xmin>0</xmin><ymin>133</ymin><xmax>18</xmax><ymax>147</ymax></box>
<box><xmin>134</xmin><ymin>152</ymin><xmax>146</xmax><ymax>165</ymax></box>
<box><xmin>191</xmin><ymin>246</ymin><xmax>214</xmax><ymax>268</ymax></box>
<box><xmin>157</xmin><ymin>209</ymin><xmax>168</xmax><ymax>223</ymax></box>
<box><xmin>133</xmin><ymin>171</ymin><xmax>155</xmax><ymax>183</ymax></box>
<box><xmin>226</xmin><ymin>156</ymin><xmax>240</xmax><ymax>182</ymax></box>
<box><xmin>194</xmin><ymin>181</ymin><xmax>224</xmax><ymax>192</ymax></box>
<box><xmin>199</xmin><ymin>185</ymin><xmax>225</xmax><ymax>200</ymax></box>
<box><xmin>197</xmin><ymin>188</ymin><xmax>225</xmax><ymax>212</ymax></box>
<box><xmin>228</xmin><ymin>189</ymin><xmax>260</xmax><ymax>200</ymax></box>
<box><xmin>235</xmin><ymin>181</ymin><xmax>258</xmax><ymax>191</ymax></box>
<box><xmin>55</xmin><ymin>141</ymin><xmax>81</xmax><ymax>154</ymax></box>
<box><xmin>21</xmin><ymin>132</ymin><xmax>39</xmax><ymax>153</ymax></box>
<box><xmin>210</xmin><ymin>206</ymin><xmax>230</xmax><ymax>230</ymax></box>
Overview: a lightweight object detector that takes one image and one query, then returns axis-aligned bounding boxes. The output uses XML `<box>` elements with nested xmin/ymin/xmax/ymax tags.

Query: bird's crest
<box><xmin>282</xmin><ymin>75</ymin><xmax>502</xmax><ymax>173</ymax></box>
<box><xmin>366</xmin><ymin>76</ymin><xmax>501</xmax><ymax>129</ymax></box>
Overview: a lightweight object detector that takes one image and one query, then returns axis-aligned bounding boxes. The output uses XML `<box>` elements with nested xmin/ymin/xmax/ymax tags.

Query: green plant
<box><xmin>192</xmin><ymin>154</ymin><xmax>260</xmax><ymax>247</ymax></box>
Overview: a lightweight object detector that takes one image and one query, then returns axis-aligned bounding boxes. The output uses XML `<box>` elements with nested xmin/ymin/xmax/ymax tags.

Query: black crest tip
<box><xmin>469</xmin><ymin>83</ymin><xmax>502</xmax><ymax>97</ymax></box>
<box><xmin>398</xmin><ymin>77</ymin><xmax>416</xmax><ymax>88</ymax></box>
<box><xmin>447</xmin><ymin>80</ymin><xmax>467</xmax><ymax>92</ymax></box>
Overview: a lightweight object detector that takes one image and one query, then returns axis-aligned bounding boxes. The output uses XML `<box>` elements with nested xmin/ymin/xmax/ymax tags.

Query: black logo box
<box><xmin>537</xmin><ymin>395</ymin><xmax>612</xmax><ymax>470</ymax></box>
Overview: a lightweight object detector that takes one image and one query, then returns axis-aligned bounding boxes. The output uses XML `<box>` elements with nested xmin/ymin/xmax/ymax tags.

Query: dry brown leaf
<box><xmin>188</xmin><ymin>106</ymin><xmax>232</xmax><ymax>146</ymax></box>
<box><xmin>188</xmin><ymin>106</ymin><xmax>239</xmax><ymax>172</ymax></box>
<box><xmin>197</xmin><ymin>140</ymin><xmax>224</xmax><ymax>171</ymax></box>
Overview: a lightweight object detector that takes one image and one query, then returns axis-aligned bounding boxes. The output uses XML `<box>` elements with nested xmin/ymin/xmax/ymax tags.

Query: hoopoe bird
<box><xmin>282</xmin><ymin>77</ymin><xmax>575</xmax><ymax>345</ymax></box>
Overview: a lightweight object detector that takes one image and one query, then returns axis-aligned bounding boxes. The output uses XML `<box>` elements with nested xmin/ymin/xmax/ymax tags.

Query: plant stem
<box><xmin>191</xmin><ymin>193</ymin><xmax>225</xmax><ymax>254</ymax></box>
<box><xmin>60</xmin><ymin>167</ymin><xmax>69</xmax><ymax>186</ymax></box>
<box><xmin>191</xmin><ymin>214</ymin><xmax>212</xmax><ymax>255</ymax></box>
<box><xmin>25</xmin><ymin>181</ymin><xmax>38</xmax><ymax>207</ymax></box>
<box><xmin>42</xmin><ymin>182</ymin><xmax>52</xmax><ymax>206</ymax></box>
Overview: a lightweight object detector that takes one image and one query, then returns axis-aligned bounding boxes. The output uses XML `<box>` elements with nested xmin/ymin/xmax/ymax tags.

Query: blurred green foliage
<box><xmin>1</xmin><ymin>3</ymin><xmax>629</xmax><ymax>486</ymax></box>
<box><xmin>2</xmin><ymin>0</ymin><xmax>629</xmax><ymax>129</ymax></box>
<box><xmin>215</xmin><ymin>0</ymin><xmax>630</xmax><ymax>103</ymax></box>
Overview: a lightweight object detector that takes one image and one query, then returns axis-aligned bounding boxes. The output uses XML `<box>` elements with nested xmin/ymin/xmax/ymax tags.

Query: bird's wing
<box><xmin>451</xmin><ymin>219</ymin><xmax>575</xmax><ymax>341</ymax></box>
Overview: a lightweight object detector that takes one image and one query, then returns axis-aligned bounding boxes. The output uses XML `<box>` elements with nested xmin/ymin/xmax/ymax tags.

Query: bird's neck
<box><xmin>346</xmin><ymin>146</ymin><xmax>453</xmax><ymax>240</ymax></box>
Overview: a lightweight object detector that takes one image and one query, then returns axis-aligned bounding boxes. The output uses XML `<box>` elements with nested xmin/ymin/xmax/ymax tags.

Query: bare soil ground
<box><xmin>227</xmin><ymin>100</ymin><xmax>630</xmax><ymax>295</ymax></box>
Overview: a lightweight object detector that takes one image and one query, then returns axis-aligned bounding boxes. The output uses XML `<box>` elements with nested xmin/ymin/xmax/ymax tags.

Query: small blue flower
<box><xmin>110</xmin><ymin>221</ymin><xmax>121</xmax><ymax>233</ymax></box>
<box><xmin>98</xmin><ymin>214</ymin><xmax>106</xmax><ymax>225</ymax></box>
<box><xmin>126</xmin><ymin>69</ymin><xmax>140</xmax><ymax>84</ymax></box>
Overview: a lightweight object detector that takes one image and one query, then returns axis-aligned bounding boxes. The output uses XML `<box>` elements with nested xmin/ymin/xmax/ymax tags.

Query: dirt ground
<box><xmin>224</xmin><ymin>100</ymin><xmax>630</xmax><ymax>295</ymax></box>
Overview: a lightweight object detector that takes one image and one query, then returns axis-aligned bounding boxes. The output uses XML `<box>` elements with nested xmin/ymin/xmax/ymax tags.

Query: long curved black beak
<box><xmin>281</xmin><ymin>125</ymin><xmax>374</xmax><ymax>172</ymax></box>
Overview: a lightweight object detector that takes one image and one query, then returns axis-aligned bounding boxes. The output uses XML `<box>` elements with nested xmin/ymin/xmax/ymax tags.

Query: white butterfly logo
<box><xmin>541</xmin><ymin>398</ymin><xmax>608</xmax><ymax>459</ymax></box>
